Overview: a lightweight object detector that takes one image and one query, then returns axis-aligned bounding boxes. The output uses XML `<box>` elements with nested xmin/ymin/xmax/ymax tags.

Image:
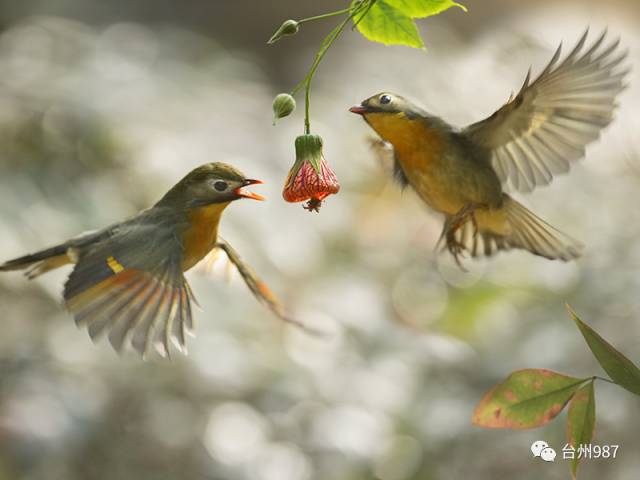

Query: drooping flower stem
<box><xmin>304</xmin><ymin>21</ymin><xmax>347</xmax><ymax>133</ymax></box>
<box><xmin>290</xmin><ymin>1</ymin><xmax>372</xmax><ymax>134</ymax></box>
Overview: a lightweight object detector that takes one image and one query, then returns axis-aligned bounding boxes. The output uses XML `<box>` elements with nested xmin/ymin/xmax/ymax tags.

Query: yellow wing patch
<box><xmin>106</xmin><ymin>256</ymin><xmax>125</xmax><ymax>274</ymax></box>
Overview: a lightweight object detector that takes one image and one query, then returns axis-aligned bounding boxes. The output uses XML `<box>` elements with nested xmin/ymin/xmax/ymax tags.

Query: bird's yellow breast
<box><xmin>364</xmin><ymin>112</ymin><xmax>466</xmax><ymax>213</ymax></box>
<box><xmin>364</xmin><ymin>111</ymin><xmax>445</xmax><ymax>171</ymax></box>
<box><xmin>181</xmin><ymin>202</ymin><xmax>229</xmax><ymax>271</ymax></box>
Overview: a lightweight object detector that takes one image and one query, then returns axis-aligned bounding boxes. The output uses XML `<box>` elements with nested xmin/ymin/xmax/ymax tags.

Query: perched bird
<box><xmin>350</xmin><ymin>30</ymin><xmax>628</xmax><ymax>267</ymax></box>
<box><xmin>0</xmin><ymin>162</ymin><xmax>297</xmax><ymax>357</ymax></box>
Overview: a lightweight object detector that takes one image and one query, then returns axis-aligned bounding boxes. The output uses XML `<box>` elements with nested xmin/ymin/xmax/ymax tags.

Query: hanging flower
<box><xmin>282</xmin><ymin>134</ymin><xmax>340</xmax><ymax>212</ymax></box>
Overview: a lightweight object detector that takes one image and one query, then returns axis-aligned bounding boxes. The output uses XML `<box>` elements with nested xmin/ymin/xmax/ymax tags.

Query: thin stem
<box><xmin>593</xmin><ymin>375</ymin><xmax>615</xmax><ymax>385</ymax></box>
<box><xmin>290</xmin><ymin>5</ymin><xmax>361</xmax><ymax>97</ymax></box>
<box><xmin>303</xmin><ymin>20</ymin><xmax>348</xmax><ymax>133</ymax></box>
<box><xmin>298</xmin><ymin>7</ymin><xmax>352</xmax><ymax>24</ymax></box>
<box><xmin>290</xmin><ymin>76</ymin><xmax>306</xmax><ymax>97</ymax></box>
<box><xmin>301</xmin><ymin>1</ymin><xmax>371</xmax><ymax>133</ymax></box>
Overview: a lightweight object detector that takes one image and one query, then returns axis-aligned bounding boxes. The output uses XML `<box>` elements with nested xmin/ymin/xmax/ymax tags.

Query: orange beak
<box><xmin>235</xmin><ymin>179</ymin><xmax>265</xmax><ymax>201</ymax></box>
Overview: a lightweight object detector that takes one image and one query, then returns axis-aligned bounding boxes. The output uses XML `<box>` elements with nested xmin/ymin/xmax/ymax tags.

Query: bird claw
<box><xmin>443</xmin><ymin>203</ymin><xmax>483</xmax><ymax>271</ymax></box>
<box><xmin>445</xmin><ymin>232</ymin><xmax>468</xmax><ymax>272</ymax></box>
<box><xmin>469</xmin><ymin>212</ymin><xmax>479</xmax><ymax>240</ymax></box>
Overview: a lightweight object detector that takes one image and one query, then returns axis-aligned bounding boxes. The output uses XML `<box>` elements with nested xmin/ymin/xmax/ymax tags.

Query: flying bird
<box><xmin>350</xmin><ymin>30</ymin><xmax>628</xmax><ymax>267</ymax></box>
<box><xmin>1</xmin><ymin>162</ymin><xmax>298</xmax><ymax>357</ymax></box>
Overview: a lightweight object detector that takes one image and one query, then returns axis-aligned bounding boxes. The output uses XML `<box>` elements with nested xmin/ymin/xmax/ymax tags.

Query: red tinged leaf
<box><xmin>473</xmin><ymin>369</ymin><xmax>587</xmax><ymax>429</ymax></box>
<box><xmin>567</xmin><ymin>380</ymin><xmax>596</xmax><ymax>480</ymax></box>
<box><xmin>567</xmin><ymin>304</ymin><xmax>640</xmax><ymax>396</ymax></box>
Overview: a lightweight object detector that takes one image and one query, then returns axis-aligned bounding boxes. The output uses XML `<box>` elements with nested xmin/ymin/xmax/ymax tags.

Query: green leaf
<box><xmin>352</xmin><ymin>0</ymin><xmax>424</xmax><ymax>48</ymax></box>
<box><xmin>473</xmin><ymin>369</ymin><xmax>586</xmax><ymax>429</ymax></box>
<box><xmin>567</xmin><ymin>304</ymin><xmax>640</xmax><ymax>396</ymax></box>
<box><xmin>385</xmin><ymin>0</ymin><xmax>467</xmax><ymax>18</ymax></box>
<box><xmin>567</xmin><ymin>380</ymin><xmax>596</xmax><ymax>480</ymax></box>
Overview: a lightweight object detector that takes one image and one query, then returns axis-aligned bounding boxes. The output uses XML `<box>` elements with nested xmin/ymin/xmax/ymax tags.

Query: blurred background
<box><xmin>0</xmin><ymin>0</ymin><xmax>639</xmax><ymax>479</ymax></box>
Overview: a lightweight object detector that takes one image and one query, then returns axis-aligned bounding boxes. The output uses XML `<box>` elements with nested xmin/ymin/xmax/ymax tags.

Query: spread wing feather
<box><xmin>65</xmin><ymin>262</ymin><xmax>195</xmax><ymax>358</ymax></box>
<box><xmin>63</xmin><ymin>208</ymin><xmax>195</xmax><ymax>357</ymax></box>
<box><xmin>463</xmin><ymin>29</ymin><xmax>628</xmax><ymax>192</ymax></box>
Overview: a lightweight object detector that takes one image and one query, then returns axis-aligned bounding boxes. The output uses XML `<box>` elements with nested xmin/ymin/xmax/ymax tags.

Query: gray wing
<box><xmin>64</xmin><ymin>207</ymin><xmax>196</xmax><ymax>358</ymax></box>
<box><xmin>463</xmin><ymin>29</ymin><xmax>628</xmax><ymax>193</ymax></box>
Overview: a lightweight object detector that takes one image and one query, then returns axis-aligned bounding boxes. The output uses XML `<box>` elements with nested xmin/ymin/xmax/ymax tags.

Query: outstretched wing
<box><xmin>63</xmin><ymin>208</ymin><xmax>195</xmax><ymax>357</ymax></box>
<box><xmin>463</xmin><ymin>30</ymin><xmax>628</xmax><ymax>193</ymax></box>
<box><xmin>215</xmin><ymin>238</ymin><xmax>319</xmax><ymax>335</ymax></box>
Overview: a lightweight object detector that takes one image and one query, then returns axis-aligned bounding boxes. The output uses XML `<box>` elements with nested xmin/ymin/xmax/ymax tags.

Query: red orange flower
<box><xmin>282</xmin><ymin>134</ymin><xmax>340</xmax><ymax>212</ymax></box>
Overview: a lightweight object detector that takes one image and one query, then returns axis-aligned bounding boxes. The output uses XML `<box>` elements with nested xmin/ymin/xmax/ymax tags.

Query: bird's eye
<box><xmin>213</xmin><ymin>181</ymin><xmax>228</xmax><ymax>192</ymax></box>
<box><xmin>380</xmin><ymin>94</ymin><xmax>392</xmax><ymax>105</ymax></box>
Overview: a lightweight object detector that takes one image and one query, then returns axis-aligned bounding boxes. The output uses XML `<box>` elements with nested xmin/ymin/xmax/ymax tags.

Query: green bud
<box><xmin>268</xmin><ymin>19</ymin><xmax>300</xmax><ymax>44</ymax></box>
<box><xmin>272</xmin><ymin>93</ymin><xmax>296</xmax><ymax>125</ymax></box>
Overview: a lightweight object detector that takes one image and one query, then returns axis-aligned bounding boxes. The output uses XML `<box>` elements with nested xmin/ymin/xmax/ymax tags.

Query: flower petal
<box><xmin>283</xmin><ymin>157</ymin><xmax>339</xmax><ymax>203</ymax></box>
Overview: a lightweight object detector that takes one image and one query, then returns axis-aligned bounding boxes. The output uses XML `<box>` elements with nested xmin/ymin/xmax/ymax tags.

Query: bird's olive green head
<box><xmin>157</xmin><ymin>162</ymin><xmax>264</xmax><ymax>209</ymax></box>
<box><xmin>349</xmin><ymin>92</ymin><xmax>431</xmax><ymax>145</ymax></box>
<box><xmin>350</xmin><ymin>92</ymin><xmax>426</xmax><ymax>118</ymax></box>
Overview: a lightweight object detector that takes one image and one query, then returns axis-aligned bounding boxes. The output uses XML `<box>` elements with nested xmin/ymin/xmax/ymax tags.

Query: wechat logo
<box><xmin>531</xmin><ymin>440</ymin><xmax>556</xmax><ymax>462</ymax></box>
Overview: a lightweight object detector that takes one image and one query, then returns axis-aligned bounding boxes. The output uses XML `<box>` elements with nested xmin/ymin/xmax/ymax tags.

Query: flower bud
<box><xmin>268</xmin><ymin>19</ymin><xmax>300</xmax><ymax>45</ymax></box>
<box><xmin>283</xmin><ymin>134</ymin><xmax>340</xmax><ymax>212</ymax></box>
<box><xmin>272</xmin><ymin>93</ymin><xmax>296</xmax><ymax>125</ymax></box>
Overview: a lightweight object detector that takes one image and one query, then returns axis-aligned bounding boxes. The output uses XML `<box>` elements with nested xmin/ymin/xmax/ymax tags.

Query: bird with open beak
<box><xmin>350</xmin><ymin>30</ymin><xmax>628</xmax><ymax>268</ymax></box>
<box><xmin>0</xmin><ymin>162</ymin><xmax>297</xmax><ymax>357</ymax></box>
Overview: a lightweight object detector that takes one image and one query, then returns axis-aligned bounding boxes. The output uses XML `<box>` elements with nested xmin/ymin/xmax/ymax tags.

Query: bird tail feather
<box><xmin>0</xmin><ymin>244</ymin><xmax>72</xmax><ymax>278</ymax></box>
<box><xmin>447</xmin><ymin>194</ymin><xmax>583</xmax><ymax>261</ymax></box>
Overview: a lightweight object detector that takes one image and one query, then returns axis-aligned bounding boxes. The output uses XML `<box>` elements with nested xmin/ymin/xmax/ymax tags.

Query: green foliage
<box><xmin>351</xmin><ymin>0</ymin><xmax>466</xmax><ymax>48</ymax></box>
<box><xmin>567</xmin><ymin>381</ymin><xmax>596</xmax><ymax>479</ymax></box>
<box><xmin>386</xmin><ymin>0</ymin><xmax>467</xmax><ymax>19</ymax></box>
<box><xmin>567</xmin><ymin>305</ymin><xmax>640</xmax><ymax>396</ymax></box>
<box><xmin>351</xmin><ymin>0</ymin><xmax>424</xmax><ymax>48</ymax></box>
<box><xmin>475</xmin><ymin>307</ymin><xmax>640</xmax><ymax>478</ymax></box>
<box><xmin>472</xmin><ymin>369</ymin><xmax>586</xmax><ymax>429</ymax></box>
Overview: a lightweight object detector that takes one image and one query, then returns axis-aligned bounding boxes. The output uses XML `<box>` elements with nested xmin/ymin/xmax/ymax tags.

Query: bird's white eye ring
<box><xmin>380</xmin><ymin>94</ymin><xmax>392</xmax><ymax>105</ymax></box>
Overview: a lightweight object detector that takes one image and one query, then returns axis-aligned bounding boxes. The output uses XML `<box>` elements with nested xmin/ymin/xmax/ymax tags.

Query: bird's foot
<box><xmin>445</xmin><ymin>232</ymin><xmax>468</xmax><ymax>271</ymax></box>
<box><xmin>443</xmin><ymin>203</ymin><xmax>484</xmax><ymax>271</ymax></box>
